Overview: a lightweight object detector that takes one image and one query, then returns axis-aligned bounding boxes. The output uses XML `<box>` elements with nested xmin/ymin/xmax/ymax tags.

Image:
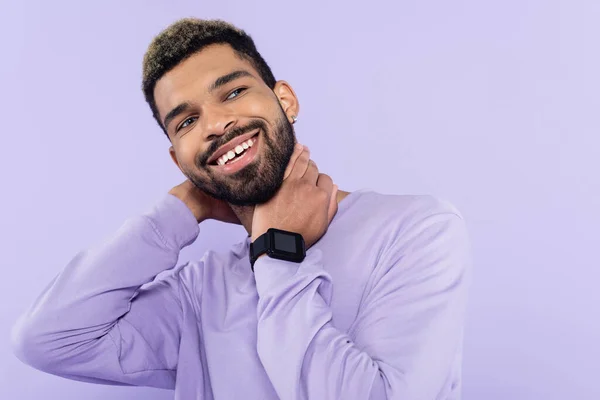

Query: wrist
<box><xmin>251</xmin><ymin>229</ymin><xmax>267</xmax><ymax>243</ymax></box>
<box><xmin>169</xmin><ymin>190</ymin><xmax>208</xmax><ymax>224</ymax></box>
<box><xmin>249</xmin><ymin>228</ymin><xmax>306</xmax><ymax>271</ymax></box>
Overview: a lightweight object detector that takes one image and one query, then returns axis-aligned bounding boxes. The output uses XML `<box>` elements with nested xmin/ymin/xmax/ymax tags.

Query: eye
<box><xmin>177</xmin><ymin>116</ymin><xmax>198</xmax><ymax>132</ymax></box>
<box><xmin>226</xmin><ymin>87</ymin><xmax>247</xmax><ymax>100</ymax></box>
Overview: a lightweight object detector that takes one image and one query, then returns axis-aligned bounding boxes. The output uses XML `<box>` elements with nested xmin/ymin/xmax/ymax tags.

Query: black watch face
<box><xmin>273</xmin><ymin>231</ymin><xmax>298</xmax><ymax>253</ymax></box>
<box><xmin>266</xmin><ymin>229</ymin><xmax>306</xmax><ymax>263</ymax></box>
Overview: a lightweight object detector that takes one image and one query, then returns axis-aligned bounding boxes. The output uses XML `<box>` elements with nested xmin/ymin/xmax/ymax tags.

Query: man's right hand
<box><xmin>168</xmin><ymin>179</ymin><xmax>241</xmax><ymax>225</ymax></box>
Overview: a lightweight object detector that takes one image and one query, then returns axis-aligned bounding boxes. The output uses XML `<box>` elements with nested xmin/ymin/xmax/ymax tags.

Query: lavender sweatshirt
<box><xmin>11</xmin><ymin>189</ymin><xmax>472</xmax><ymax>399</ymax></box>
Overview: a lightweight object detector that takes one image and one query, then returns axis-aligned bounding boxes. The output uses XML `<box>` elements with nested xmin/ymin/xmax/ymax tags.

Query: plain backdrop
<box><xmin>1</xmin><ymin>0</ymin><xmax>598</xmax><ymax>399</ymax></box>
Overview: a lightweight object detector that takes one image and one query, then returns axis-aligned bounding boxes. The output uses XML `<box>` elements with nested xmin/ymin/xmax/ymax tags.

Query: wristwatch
<box><xmin>249</xmin><ymin>228</ymin><xmax>306</xmax><ymax>271</ymax></box>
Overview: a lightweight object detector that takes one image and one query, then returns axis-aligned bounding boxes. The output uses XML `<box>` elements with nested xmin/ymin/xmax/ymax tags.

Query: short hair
<box><xmin>142</xmin><ymin>18</ymin><xmax>277</xmax><ymax>138</ymax></box>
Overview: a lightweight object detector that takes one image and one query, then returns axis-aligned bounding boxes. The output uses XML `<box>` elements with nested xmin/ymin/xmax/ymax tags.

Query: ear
<box><xmin>273</xmin><ymin>80</ymin><xmax>300</xmax><ymax>124</ymax></box>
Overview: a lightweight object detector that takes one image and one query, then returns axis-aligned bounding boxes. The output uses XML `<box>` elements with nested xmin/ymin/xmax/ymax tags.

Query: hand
<box><xmin>168</xmin><ymin>179</ymin><xmax>241</xmax><ymax>225</ymax></box>
<box><xmin>251</xmin><ymin>143</ymin><xmax>339</xmax><ymax>249</ymax></box>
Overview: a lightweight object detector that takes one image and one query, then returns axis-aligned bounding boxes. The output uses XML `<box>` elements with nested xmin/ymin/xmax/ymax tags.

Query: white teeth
<box><xmin>216</xmin><ymin>136</ymin><xmax>257</xmax><ymax>166</ymax></box>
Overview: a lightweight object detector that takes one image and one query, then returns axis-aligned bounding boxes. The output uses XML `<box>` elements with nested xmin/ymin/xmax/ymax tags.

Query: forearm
<box><xmin>253</xmin><ymin>212</ymin><xmax>471</xmax><ymax>400</ymax></box>
<box><xmin>11</xmin><ymin>194</ymin><xmax>199</xmax><ymax>370</ymax></box>
<box><xmin>254</xmin><ymin>250</ymin><xmax>381</xmax><ymax>399</ymax></box>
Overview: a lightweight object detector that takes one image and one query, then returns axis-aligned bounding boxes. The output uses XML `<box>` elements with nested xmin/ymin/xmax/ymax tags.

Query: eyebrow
<box><xmin>162</xmin><ymin>69</ymin><xmax>255</xmax><ymax>131</ymax></box>
<box><xmin>163</xmin><ymin>102</ymin><xmax>192</xmax><ymax>132</ymax></box>
<box><xmin>209</xmin><ymin>69</ymin><xmax>254</xmax><ymax>94</ymax></box>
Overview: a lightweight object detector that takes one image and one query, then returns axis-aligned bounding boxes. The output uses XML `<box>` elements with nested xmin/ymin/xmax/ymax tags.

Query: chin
<box><xmin>224</xmin><ymin>180</ymin><xmax>283</xmax><ymax>207</ymax></box>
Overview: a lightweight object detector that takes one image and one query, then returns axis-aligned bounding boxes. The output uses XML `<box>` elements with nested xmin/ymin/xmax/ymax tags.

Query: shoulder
<box><xmin>344</xmin><ymin>190</ymin><xmax>468</xmax><ymax>245</ymax></box>
<box><xmin>348</xmin><ymin>190</ymin><xmax>471</xmax><ymax>280</ymax></box>
<box><xmin>350</xmin><ymin>190</ymin><xmax>465</xmax><ymax>222</ymax></box>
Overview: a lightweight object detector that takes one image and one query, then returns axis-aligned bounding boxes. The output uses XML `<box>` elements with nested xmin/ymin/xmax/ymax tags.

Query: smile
<box><xmin>215</xmin><ymin>135</ymin><xmax>257</xmax><ymax>166</ymax></box>
<box><xmin>210</xmin><ymin>132</ymin><xmax>260</xmax><ymax>175</ymax></box>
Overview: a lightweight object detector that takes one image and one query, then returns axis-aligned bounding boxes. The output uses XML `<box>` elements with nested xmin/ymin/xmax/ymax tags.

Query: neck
<box><xmin>230</xmin><ymin>189</ymin><xmax>351</xmax><ymax>237</ymax></box>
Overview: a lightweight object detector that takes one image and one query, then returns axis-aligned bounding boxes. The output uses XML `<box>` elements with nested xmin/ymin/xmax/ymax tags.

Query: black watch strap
<box><xmin>249</xmin><ymin>232</ymin><xmax>269</xmax><ymax>272</ymax></box>
<box><xmin>249</xmin><ymin>228</ymin><xmax>306</xmax><ymax>272</ymax></box>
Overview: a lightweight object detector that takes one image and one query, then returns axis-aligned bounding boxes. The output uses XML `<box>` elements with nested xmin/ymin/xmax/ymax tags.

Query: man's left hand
<box><xmin>251</xmin><ymin>143</ymin><xmax>339</xmax><ymax>250</ymax></box>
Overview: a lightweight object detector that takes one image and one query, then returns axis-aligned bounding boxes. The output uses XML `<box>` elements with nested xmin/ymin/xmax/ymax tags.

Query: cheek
<box><xmin>246</xmin><ymin>101</ymin><xmax>264</xmax><ymax>115</ymax></box>
<box><xmin>174</xmin><ymin>142</ymin><xmax>200</xmax><ymax>170</ymax></box>
<box><xmin>243</xmin><ymin>93</ymin><xmax>276</xmax><ymax>116</ymax></box>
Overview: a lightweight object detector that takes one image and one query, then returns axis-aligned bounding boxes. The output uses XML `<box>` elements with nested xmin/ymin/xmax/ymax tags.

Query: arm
<box><xmin>253</xmin><ymin>210</ymin><xmax>472</xmax><ymax>400</ymax></box>
<box><xmin>10</xmin><ymin>193</ymin><xmax>200</xmax><ymax>389</ymax></box>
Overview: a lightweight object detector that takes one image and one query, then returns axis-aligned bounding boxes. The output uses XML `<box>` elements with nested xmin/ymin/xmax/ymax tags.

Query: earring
<box><xmin>291</xmin><ymin>115</ymin><xmax>297</xmax><ymax>124</ymax></box>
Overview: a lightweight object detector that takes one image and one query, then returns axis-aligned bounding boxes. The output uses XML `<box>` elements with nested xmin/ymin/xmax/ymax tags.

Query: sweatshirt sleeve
<box><xmin>252</xmin><ymin>210</ymin><xmax>472</xmax><ymax>400</ymax></box>
<box><xmin>10</xmin><ymin>193</ymin><xmax>201</xmax><ymax>389</ymax></box>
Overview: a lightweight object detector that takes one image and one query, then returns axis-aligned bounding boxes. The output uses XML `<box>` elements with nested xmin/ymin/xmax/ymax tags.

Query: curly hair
<box><xmin>142</xmin><ymin>18</ymin><xmax>277</xmax><ymax>138</ymax></box>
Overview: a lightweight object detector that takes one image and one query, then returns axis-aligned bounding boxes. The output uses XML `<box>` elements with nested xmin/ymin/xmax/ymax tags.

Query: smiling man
<box><xmin>11</xmin><ymin>18</ymin><xmax>472</xmax><ymax>400</ymax></box>
<box><xmin>157</xmin><ymin>51</ymin><xmax>298</xmax><ymax>207</ymax></box>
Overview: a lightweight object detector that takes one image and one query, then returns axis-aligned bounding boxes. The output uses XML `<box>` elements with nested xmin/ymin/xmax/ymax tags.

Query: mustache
<box><xmin>198</xmin><ymin>120</ymin><xmax>266</xmax><ymax>166</ymax></box>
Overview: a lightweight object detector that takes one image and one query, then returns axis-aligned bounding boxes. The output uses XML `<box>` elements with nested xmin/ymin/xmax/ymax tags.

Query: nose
<box><xmin>200</xmin><ymin>103</ymin><xmax>237</xmax><ymax>141</ymax></box>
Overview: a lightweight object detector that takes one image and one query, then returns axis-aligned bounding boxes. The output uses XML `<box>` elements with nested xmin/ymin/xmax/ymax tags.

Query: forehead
<box><xmin>153</xmin><ymin>44</ymin><xmax>258</xmax><ymax>116</ymax></box>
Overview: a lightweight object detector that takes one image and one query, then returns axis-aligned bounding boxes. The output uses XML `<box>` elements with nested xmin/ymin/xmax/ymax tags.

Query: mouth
<box><xmin>209</xmin><ymin>131</ymin><xmax>261</xmax><ymax>175</ymax></box>
<box><xmin>207</xmin><ymin>129</ymin><xmax>260</xmax><ymax>166</ymax></box>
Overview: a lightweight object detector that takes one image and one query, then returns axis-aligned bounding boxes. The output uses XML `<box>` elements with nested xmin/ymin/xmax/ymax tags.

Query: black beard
<box><xmin>185</xmin><ymin>109</ymin><xmax>296</xmax><ymax>207</ymax></box>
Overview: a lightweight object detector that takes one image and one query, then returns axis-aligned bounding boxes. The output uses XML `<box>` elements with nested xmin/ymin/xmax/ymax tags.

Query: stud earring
<box><xmin>291</xmin><ymin>115</ymin><xmax>297</xmax><ymax>124</ymax></box>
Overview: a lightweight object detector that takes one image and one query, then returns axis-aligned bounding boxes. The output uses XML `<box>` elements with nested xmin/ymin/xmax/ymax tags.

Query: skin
<box><xmin>154</xmin><ymin>43</ymin><xmax>350</xmax><ymax>237</ymax></box>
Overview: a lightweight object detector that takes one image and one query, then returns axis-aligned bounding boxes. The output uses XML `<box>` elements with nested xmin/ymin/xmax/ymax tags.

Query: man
<box><xmin>11</xmin><ymin>18</ymin><xmax>472</xmax><ymax>400</ymax></box>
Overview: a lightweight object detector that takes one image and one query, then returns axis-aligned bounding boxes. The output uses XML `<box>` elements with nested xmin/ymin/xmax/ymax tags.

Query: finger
<box><xmin>316</xmin><ymin>173</ymin><xmax>334</xmax><ymax>195</ymax></box>
<box><xmin>283</xmin><ymin>143</ymin><xmax>305</xmax><ymax>180</ymax></box>
<box><xmin>302</xmin><ymin>159</ymin><xmax>320</xmax><ymax>184</ymax></box>
<box><xmin>316</xmin><ymin>174</ymin><xmax>336</xmax><ymax>222</ymax></box>
<box><xmin>288</xmin><ymin>147</ymin><xmax>311</xmax><ymax>180</ymax></box>
<box><xmin>328</xmin><ymin>184</ymin><xmax>339</xmax><ymax>224</ymax></box>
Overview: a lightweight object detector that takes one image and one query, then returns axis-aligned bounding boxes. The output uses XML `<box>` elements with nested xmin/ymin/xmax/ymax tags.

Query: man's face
<box><xmin>154</xmin><ymin>44</ymin><xmax>298</xmax><ymax>206</ymax></box>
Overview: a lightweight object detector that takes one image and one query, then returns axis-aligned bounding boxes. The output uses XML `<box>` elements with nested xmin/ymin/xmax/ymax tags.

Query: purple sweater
<box><xmin>11</xmin><ymin>189</ymin><xmax>472</xmax><ymax>399</ymax></box>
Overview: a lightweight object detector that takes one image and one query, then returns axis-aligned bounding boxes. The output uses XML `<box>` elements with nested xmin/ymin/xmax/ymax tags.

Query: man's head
<box><xmin>142</xmin><ymin>18</ymin><xmax>299</xmax><ymax>206</ymax></box>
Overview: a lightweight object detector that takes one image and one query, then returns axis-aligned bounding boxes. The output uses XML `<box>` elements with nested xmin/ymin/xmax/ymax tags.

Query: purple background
<box><xmin>1</xmin><ymin>0</ymin><xmax>598</xmax><ymax>399</ymax></box>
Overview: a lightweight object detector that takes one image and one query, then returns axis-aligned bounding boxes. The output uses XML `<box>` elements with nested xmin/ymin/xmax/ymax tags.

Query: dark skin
<box><xmin>154</xmin><ymin>43</ymin><xmax>349</xmax><ymax>236</ymax></box>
